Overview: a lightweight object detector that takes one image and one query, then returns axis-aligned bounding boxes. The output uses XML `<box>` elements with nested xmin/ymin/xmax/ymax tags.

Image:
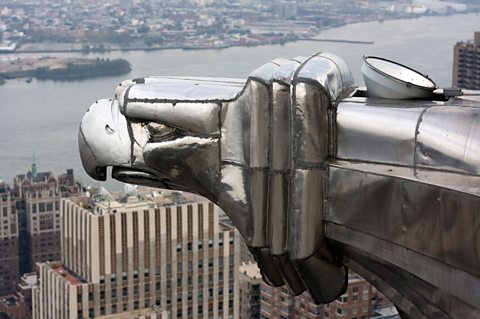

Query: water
<box><xmin>0</xmin><ymin>13</ymin><xmax>478</xmax><ymax>190</ymax></box>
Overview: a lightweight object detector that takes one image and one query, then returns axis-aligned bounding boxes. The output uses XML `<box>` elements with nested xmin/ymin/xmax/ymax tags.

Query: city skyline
<box><xmin>0</xmin><ymin>0</ymin><xmax>477</xmax><ymax>53</ymax></box>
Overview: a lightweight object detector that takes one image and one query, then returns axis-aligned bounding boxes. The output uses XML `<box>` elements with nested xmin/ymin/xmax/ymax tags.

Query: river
<box><xmin>0</xmin><ymin>13</ymin><xmax>479</xmax><ymax>190</ymax></box>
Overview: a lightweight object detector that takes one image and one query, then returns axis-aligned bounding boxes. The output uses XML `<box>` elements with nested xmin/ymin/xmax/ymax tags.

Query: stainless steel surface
<box><xmin>416</xmin><ymin>106</ymin><xmax>480</xmax><ymax>174</ymax></box>
<box><xmin>337</xmin><ymin>101</ymin><xmax>425</xmax><ymax>165</ymax></box>
<box><xmin>362</xmin><ymin>56</ymin><xmax>436</xmax><ymax>99</ymax></box>
<box><xmin>79</xmin><ymin>52</ymin><xmax>480</xmax><ymax>317</ymax></box>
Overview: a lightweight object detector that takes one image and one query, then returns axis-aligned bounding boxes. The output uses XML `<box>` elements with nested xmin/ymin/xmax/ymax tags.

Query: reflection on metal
<box><xmin>78</xmin><ymin>52</ymin><xmax>480</xmax><ymax>318</ymax></box>
<box><xmin>362</xmin><ymin>56</ymin><xmax>437</xmax><ymax>99</ymax></box>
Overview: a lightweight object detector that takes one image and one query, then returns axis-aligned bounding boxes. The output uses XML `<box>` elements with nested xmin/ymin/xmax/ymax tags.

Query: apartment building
<box><xmin>453</xmin><ymin>31</ymin><xmax>480</xmax><ymax>89</ymax></box>
<box><xmin>239</xmin><ymin>262</ymin><xmax>262</xmax><ymax>319</ymax></box>
<box><xmin>259</xmin><ymin>270</ymin><xmax>387</xmax><ymax>319</ymax></box>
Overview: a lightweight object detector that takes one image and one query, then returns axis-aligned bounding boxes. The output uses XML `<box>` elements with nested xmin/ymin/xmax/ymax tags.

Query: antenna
<box><xmin>32</xmin><ymin>153</ymin><xmax>37</xmax><ymax>178</ymax></box>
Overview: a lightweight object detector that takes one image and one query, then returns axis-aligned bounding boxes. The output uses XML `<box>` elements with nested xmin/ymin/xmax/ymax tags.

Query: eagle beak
<box><xmin>78</xmin><ymin>99</ymin><xmax>132</xmax><ymax>182</ymax></box>
<box><xmin>78</xmin><ymin>127</ymin><xmax>107</xmax><ymax>181</ymax></box>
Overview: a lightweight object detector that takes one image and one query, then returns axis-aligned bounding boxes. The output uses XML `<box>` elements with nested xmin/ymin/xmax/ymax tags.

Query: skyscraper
<box><xmin>0</xmin><ymin>181</ymin><xmax>20</xmax><ymax>296</ymax></box>
<box><xmin>453</xmin><ymin>31</ymin><xmax>480</xmax><ymax>89</ymax></box>
<box><xmin>13</xmin><ymin>166</ymin><xmax>79</xmax><ymax>273</ymax></box>
<box><xmin>33</xmin><ymin>191</ymin><xmax>239</xmax><ymax>319</ymax></box>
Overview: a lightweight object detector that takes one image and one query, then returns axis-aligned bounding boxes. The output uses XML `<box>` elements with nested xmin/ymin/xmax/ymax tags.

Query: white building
<box><xmin>33</xmin><ymin>191</ymin><xmax>239</xmax><ymax>319</ymax></box>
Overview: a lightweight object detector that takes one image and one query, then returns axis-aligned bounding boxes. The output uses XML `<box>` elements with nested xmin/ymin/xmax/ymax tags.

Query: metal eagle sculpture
<box><xmin>78</xmin><ymin>52</ymin><xmax>480</xmax><ymax>318</ymax></box>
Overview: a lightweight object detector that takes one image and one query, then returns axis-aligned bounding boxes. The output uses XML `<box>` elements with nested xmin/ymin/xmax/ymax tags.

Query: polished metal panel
<box><xmin>269</xmin><ymin>78</ymin><xmax>295</xmax><ymax>256</ymax></box>
<box><xmin>337</xmin><ymin>101</ymin><xmax>425</xmax><ymax>165</ymax></box>
<box><xmin>248</xmin><ymin>80</ymin><xmax>270</xmax><ymax>168</ymax></box>
<box><xmin>250</xmin><ymin>61</ymin><xmax>285</xmax><ymax>84</ymax></box>
<box><xmin>289</xmin><ymin>169</ymin><xmax>324</xmax><ymax>260</ymax></box>
<box><xmin>79</xmin><ymin>52</ymin><xmax>480</xmax><ymax>317</ymax></box>
<box><xmin>268</xmin><ymin>173</ymin><xmax>289</xmax><ymax>254</ymax></box>
<box><xmin>124</xmin><ymin>101</ymin><xmax>221</xmax><ymax>134</ymax></box>
<box><xmin>293</xmin><ymin>82</ymin><xmax>330</xmax><ymax>164</ymax></box>
<box><xmin>126</xmin><ymin>77</ymin><xmax>244</xmax><ymax>101</ymax></box>
<box><xmin>295</xmin><ymin>52</ymin><xmax>355</xmax><ymax>102</ymax></box>
<box><xmin>272</xmin><ymin>57</ymin><xmax>306</xmax><ymax>83</ymax></box>
<box><xmin>327</xmin><ymin>162</ymin><xmax>480</xmax><ymax>279</ymax></box>
<box><xmin>220</xmin><ymin>91</ymin><xmax>250</xmax><ymax>166</ymax></box>
<box><xmin>271</xmin><ymin>81</ymin><xmax>291</xmax><ymax>170</ymax></box>
<box><xmin>416</xmin><ymin>106</ymin><xmax>480</xmax><ymax>174</ymax></box>
<box><xmin>340</xmin><ymin>243</ymin><xmax>476</xmax><ymax>319</ymax></box>
<box><xmin>248</xmin><ymin>169</ymin><xmax>269</xmax><ymax>246</ymax></box>
<box><xmin>143</xmin><ymin>136</ymin><xmax>220</xmax><ymax>200</ymax></box>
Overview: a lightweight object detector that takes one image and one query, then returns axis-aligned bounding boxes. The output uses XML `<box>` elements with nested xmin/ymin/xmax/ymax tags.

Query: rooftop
<box><xmin>95</xmin><ymin>307</ymin><xmax>168</xmax><ymax>319</ymax></box>
<box><xmin>239</xmin><ymin>262</ymin><xmax>262</xmax><ymax>280</ymax></box>
<box><xmin>15</xmin><ymin>171</ymin><xmax>53</xmax><ymax>184</ymax></box>
<box><xmin>18</xmin><ymin>272</ymin><xmax>37</xmax><ymax>290</ymax></box>
<box><xmin>0</xmin><ymin>295</ymin><xmax>23</xmax><ymax>308</ymax></box>
<box><xmin>49</xmin><ymin>263</ymin><xmax>85</xmax><ymax>286</ymax></box>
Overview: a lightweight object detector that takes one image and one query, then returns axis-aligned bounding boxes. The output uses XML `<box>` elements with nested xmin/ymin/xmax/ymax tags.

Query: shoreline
<box><xmin>4</xmin><ymin>11</ymin><xmax>477</xmax><ymax>56</ymax></box>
